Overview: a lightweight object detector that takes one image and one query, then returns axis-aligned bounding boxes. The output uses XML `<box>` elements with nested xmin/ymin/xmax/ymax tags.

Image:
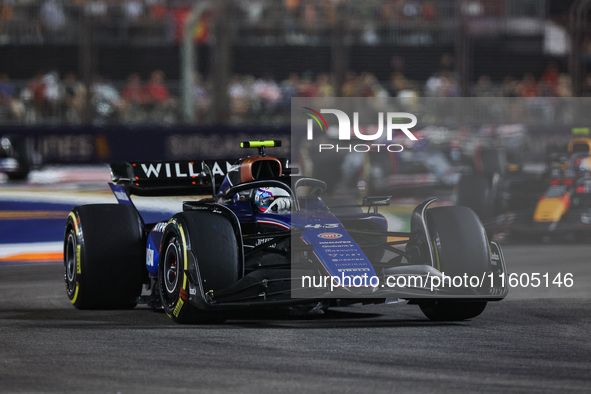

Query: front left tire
<box><xmin>158</xmin><ymin>211</ymin><xmax>240</xmax><ymax>324</ymax></box>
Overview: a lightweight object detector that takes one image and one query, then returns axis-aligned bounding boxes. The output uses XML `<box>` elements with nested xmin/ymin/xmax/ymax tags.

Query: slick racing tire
<box><xmin>418</xmin><ymin>206</ymin><xmax>489</xmax><ymax>321</ymax></box>
<box><xmin>456</xmin><ymin>173</ymin><xmax>492</xmax><ymax>220</ymax></box>
<box><xmin>159</xmin><ymin>211</ymin><xmax>240</xmax><ymax>324</ymax></box>
<box><xmin>418</xmin><ymin>301</ymin><xmax>487</xmax><ymax>322</ymax></box>
<box><xmin>64</xmin><ymin>204</ymin><xmax>145</xmax><ymax>309</ymax></box>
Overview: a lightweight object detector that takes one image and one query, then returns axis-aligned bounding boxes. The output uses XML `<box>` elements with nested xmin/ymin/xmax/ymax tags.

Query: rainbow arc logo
<box><xmin>302</xmin><ymin>107</ymin><xmax>328</xmax><ymax>132</ymax></box>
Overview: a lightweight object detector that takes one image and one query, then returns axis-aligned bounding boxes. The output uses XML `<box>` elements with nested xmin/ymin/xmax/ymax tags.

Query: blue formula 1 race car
<box><xmin>63</xmin><ymin>141</ymin><xmax>508</xmax><ymax>323</ymax></box>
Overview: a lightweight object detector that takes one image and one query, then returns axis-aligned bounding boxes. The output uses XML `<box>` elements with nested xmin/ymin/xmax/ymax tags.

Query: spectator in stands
<box><xmin>341</xmin><ymin>72</ymin><xmax>358</xmax><ymax>97</ymax></box>
<box><xmin>122</xmin><ymin>0</ymin><xmax>144</xmax><ymax>22</ymax></box>
<box><xmin>386</xmin><ymin>65</ymin><xmax>419</xmax><ymax>103</ymax></box>
<box><xmin>120</xmin><ymin>73</ymin><xmax>147</xmax><ymax>123</ymax></box>
<box><xmin>519</xmin><ymin>73</ymin><xmax>539</xmax><ymax>97</ymax></box>
<box><xmin>461</xmin><ymin>0</ymin><xmax>484</xmax><ymax>16</ymax></box>
<box><xmin>387</xmin><ymin>72</ymin><xmax>410</xmax><ymax>97</ymax></box>
<box><xmin>121</xmin><ymin>73</ymin><xmax>146</xmax><ymax>104</ymax></box>
<box><xmin>402</xmin><ymin>0</ymin><xmax>421</xmax><ymax>20</ymax></box>
<box><xmin>425</xmin><ymin>69</ymin><xmax>460</xmax><ymax>97</ymax></box>
<box><xmin>0</xmin><ymin>73</ymin><xmax>22</xmax><ymax>121</ymax></box>
<box><xmin>424</xmin><ymin>53</ymin><xmax>457</xmax><ymax>97</ymax></box>
<box><xmin>84</xmin><ymin>0</ymin><xmax>108</xmax><ymax>18</ymax></box>
<box><xmin>537</xmin><ymin>79</ymin><xmax>554</xmax><ymax>97</ymax></box>
<box><xmin>90</xmin><ymin>75</ymin><xmax>123</xmax><ymax>124</ymax></box>
<box><xmin>27</xmin><ymin>72</ymin><xmax>47</xmax><ymax>121</ymax></box>
<box><xmin>62</xmin><ymin>72</ymin><xmax>86</xmax><ymax>124</ymax></box>
<box><xmin>192</xmin><ymin>71</ymin><xmax>210</xmax><ymax>122</ymax></box>
<box><xmin>315</xmin><ymin>73</ymin><xmax>334</xmax><ymax>97</ymax></box>
<box><xmin>279</xmin><ymin>72</ymin><xmax>299</xmax><ymax>110</ymax></box>
<box><xmin>422</xmin><ymin>1</ymin><xmax>436</xmax><ymax>21</ymax></box>
<box><xmin>556</xmin><ymin>74</ymin><xmax>572</xmax><ymax>97</ymax></box>
<box><xmin>472</xmin><ymin>75</ymin><xmax>494</xmax><ymax>97</ymax></box>
<box><xmin>379</xmin><ymin>1</ymin><xmax>394</xmax><ymax>24</ymax></box>
<box><xmin>240</xmin><ymin>0</ymin><xmax>265</xmax><ymax>24</ymax></box>
<box><xmin>439</xmin><ymin>72</ymin><xmax>460</xmax><ymax>97</ymax></box>
<box><xmin>42</xmin><ymin>70</ymin><xmax>63</xmax><ymax>120</ymax></box>
<box><xmin>253</xmin><ymin>74</ymin><xmax>281</xmax><ymax>121</ymax></box>
<box><xmin>284</xmin><ymin>0</ymin><xmax>308</xmax><ymax>44</ymax></box>
<box><xmin>0</xmin><ymin>73</ymin><xmax>13</xmax><ymax>103</ymax></box>
<box><xmin>357</xmin><ymin>72</ymin><xmax>385</xmax><ymax>97</ymax></box>
<box><xmin>40</xmin><ymin>0</ymin><xmax>67</xmax><ymax>33</ymax></box>
<box><xmin>146</xmin><ymin>70</ymin><xmax>170</xmax><ymax>103</ymax></box>
<box><xmin>146</xmin><ymin>0</ymin><xmax>167</xmax><ymax>19</ymax></box>
<box><xmin>297</xmin><ymin>73</ymin><xmax>318</xmax><ymax>97</ymax></box>
<box><xmin>580</xmin><ymin>73</ymin><xmax>591</xmax><ymax>97</ymax></box>
<box><xmin>541</xmin><ymin>62</ymin><xmax>559</xmax><ymax>96</ymax></box>
<box><xmin>424</xmin><ymin>72</ymin><xmax>443</xmax><ymax>97</ymax></box>
<box><xmin>228</xmin><ymin>75</ymin><xmax>251</xmax><ymax>122</ymax></box>
<box><xmin>501</xmin><ymin>76</ymin><xmax>519</xmax><ymax>97</ymax></box>
<box><xmin>0</xmin><ymin>0</ymin><xmax>14</xmax><ymax>42</ymax></box>
<box><xmin>145</xmin><ymin>70</ymin><xmax>176</xmax><ymax>123</ymax></box>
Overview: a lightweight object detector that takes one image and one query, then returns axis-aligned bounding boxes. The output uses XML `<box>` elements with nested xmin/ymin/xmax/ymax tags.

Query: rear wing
<box><xmin>110</xmin><ymin>160</ymin><xmax>235</xmax><ymax>196</ymax></box>
<box><xmin>110</xmin><ymin>157</ymin><xmax>291</xmax><ymax>197</ymax></box>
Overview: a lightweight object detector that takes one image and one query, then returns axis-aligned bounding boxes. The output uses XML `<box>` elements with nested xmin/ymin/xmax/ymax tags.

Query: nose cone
<box><xmin>533</xmin><ymin>196</ymin><xmax>569</xmax><ymax>222</ymax></box>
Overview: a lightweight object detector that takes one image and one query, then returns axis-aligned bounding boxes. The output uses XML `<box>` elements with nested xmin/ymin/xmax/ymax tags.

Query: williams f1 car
<box><xmin>64</xmin><ymin>141</ymin><xmax>507</xmax><ymax>323</ymax></box>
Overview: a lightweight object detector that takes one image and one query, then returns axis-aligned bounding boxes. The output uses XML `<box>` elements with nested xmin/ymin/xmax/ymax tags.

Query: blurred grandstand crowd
<box><xmin>0</xmin><ymin>0</ymin><xmax>585</xmax><ymax>125</ymax></box>
<box><xmin>0</xmin><ymin>63</ymin><xmax>584</xmax><ymax>125</ymax></box>
<box><xmin>0</xmin><ymin>0</ymin><xmax>529</xmax><ymax>45</ymax></box>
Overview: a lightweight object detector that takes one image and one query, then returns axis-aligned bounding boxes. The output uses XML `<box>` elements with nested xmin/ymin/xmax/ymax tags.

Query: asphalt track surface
<box><xmin>1</xmin><ymin>256</ymin><xmax>590</xmax><ymax>393</ymax></box>
<box><xmin>1</xmin><ymin>169</ymin><xmax>591</xmax><ymax>393</ymax></box>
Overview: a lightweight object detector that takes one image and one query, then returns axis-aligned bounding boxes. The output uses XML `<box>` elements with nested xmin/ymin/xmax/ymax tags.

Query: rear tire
<box><xmin>418</xmin><ymin>206</ymin><xmax>490</xmax><ymax>321</ymax></box>
<box><xmin>159</xmin><ymin>211</ymin><xmax>240</xmax><ymax>324</ymax></box>
<box><xmin>64</xmin><ymin>205</ymin><xmax>145</xmax><ymax>309</ymax></box>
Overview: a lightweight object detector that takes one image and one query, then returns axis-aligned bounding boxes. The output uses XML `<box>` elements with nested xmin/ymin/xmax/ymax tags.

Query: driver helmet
<box><xmin>254</xmin><ymin>187</ymin><xmax>290</xmax><ymax>212</ymax></box>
